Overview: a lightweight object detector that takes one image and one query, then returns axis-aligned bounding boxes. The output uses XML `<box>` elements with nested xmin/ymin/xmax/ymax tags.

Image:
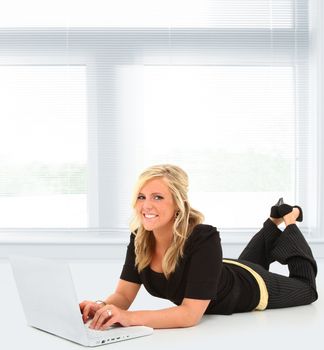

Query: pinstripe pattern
<box><xmin>238</xmin><ymin>219</ymin><xmax>318</xmax><ymax>309</ymax></box>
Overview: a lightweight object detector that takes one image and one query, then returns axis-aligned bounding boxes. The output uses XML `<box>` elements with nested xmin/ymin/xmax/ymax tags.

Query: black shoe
<box><xmin>270</xmin><ymin>197</ymin><xmax>284</xmax><ymax>218</ymax></box>
<box><xmin>277</xmin><ymin>202</ymin><xmax>303</xmax><ymax>222</ymax></box>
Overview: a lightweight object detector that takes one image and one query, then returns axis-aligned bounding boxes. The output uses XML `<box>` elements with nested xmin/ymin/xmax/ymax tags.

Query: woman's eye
<box><xmin>154</xmin><ymin>195</ymin><xmax>164</xmax><ymax>200</ymax></box>
<box><xmin>137</xmin><ymin>195</ymin><xmax>145</xmax><ymax>200</ymax></box>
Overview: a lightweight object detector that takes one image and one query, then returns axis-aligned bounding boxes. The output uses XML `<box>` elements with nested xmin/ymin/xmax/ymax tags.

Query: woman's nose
<box><xmin>142</xmin><ymin>199</ymin><xmax>153</xmax><ymax>210</ymax></box>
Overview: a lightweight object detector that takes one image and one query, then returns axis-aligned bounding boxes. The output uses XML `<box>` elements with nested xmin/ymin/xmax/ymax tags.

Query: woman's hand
<box><xmin>79</xmin><ymin>300</ymin><xmax>104</xmax><ymax>323</ymax></box>
<box><xmin>89</xmin><ymin>304</ymin><xmax>132</xmax><ymax>330</ymax></box>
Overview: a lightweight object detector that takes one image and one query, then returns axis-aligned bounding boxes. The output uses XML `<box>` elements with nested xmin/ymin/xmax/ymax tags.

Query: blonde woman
<box><xmin>80</xmin><ymin>164</ymin><xmax>318</xmax><ymax>329</ymax></box>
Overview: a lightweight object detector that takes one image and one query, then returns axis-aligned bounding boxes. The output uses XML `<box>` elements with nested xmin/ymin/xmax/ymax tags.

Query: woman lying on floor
<box><xmin>80</xmin><ymin>164</ymin><xmax>318</xmax><ymax>329</ymax></box>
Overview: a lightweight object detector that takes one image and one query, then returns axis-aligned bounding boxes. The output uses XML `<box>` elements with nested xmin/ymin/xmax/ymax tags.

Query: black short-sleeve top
<box><xmin>120</xmin><ymin>224</ymin><xmax>259</xmax><ymax>315</ymax></box>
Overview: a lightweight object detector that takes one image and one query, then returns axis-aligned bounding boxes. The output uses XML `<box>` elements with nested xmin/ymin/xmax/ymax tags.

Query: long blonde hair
<box><xmin>130</xmin><ymin>164</ymin><xmax>204</xmax><ymax>279</ymax></box>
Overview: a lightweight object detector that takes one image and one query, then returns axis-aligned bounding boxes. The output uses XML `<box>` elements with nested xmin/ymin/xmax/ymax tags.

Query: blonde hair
<box><xmin>130</xmin><ymin>164</ymin><xmax>204</xmax><ymax>279</ymax></box>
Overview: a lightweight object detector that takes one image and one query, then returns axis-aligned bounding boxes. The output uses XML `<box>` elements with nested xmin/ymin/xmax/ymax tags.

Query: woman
<box><xmin>80</xmin><ymin>164</ymin><xmax>318</xmax><ymax>329</ymax></box>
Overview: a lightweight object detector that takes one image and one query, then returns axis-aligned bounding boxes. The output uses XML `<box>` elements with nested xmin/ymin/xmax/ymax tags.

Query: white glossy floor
<box><xmin>1</xmin><ymin>258</ymin><xmax>323</xmax><ymax>350</ymax></box>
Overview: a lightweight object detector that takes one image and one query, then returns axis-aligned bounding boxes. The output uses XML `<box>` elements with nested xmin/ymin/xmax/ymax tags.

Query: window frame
<box><xmin>0</xmin><ymin>0</ymin><xmax>322</xmax><ymax>244</ymax></box>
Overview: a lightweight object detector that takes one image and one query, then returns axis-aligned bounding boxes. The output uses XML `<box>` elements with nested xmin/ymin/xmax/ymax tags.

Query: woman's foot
<box><xmin>269</xmin><ymin>198</ymin><xmax>303</xmax><ymax>226</ymax></box>
<box><xmin>270</xmin><ymin>197</ymin><xmax>284</xmax><ymax>219</ymax></box>
<box><xmin>283</xmin><ymin>207</ymin><xmax>301</xmax><ymax>226</ymax></box>
<box><xmin>270</xmin><ymin>198</ymin><xmax>284</xmax><ymax>226</ymax></box>
<box><xmin>270</xmin><ymin>216</ymin><xmax>284</xmax><ymax>226</ymax></box>
<box><xmin>278</xmin><ymin>203</ymin><xmax>303</xmax><ymax>222</ymax></box>
<box><xmin>271</xmin><ymin>197</ymin><xmax>303</xmax><ymax>222</ymax></box>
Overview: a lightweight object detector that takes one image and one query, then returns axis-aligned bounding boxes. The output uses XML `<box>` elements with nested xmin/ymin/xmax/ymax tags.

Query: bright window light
<box><xmin>117</xmin><ymin>65</ymin><xmax>295</xmax><ymax>228</ymax></box>
<box><xmin>0</xmin><ymin>65</ymin><xmax>87</xmax><ymax>228</ymax></box>
<box><xmin>0</xmin><ymin>0</ymin><xmax>292</xmax><ymax>28</ymax></box>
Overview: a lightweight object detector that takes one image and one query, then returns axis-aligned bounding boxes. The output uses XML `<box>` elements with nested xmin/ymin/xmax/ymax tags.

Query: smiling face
<box><xmin>135</xmin><ymin>177</ymin><xmax>177</xmax><ymax>235</ymax></box>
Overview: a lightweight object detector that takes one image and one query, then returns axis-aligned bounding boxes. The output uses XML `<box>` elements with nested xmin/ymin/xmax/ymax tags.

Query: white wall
<box><xmin>1</xmin><ymin>234</ymin><xmax>323</xmax><ymax>260</ymax></box>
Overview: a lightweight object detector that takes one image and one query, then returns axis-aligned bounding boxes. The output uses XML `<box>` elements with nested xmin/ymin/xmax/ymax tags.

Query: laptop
<box><xmin>9</xmin><ymin>255</ymin><xmax>153</xmax><ymax>347</ymax></box>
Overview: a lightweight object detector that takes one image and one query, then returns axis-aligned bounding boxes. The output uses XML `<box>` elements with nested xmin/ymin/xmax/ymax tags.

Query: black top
<box><xmin>120</xmin><ymin>224</ymin><xmax>260</xmax><ymax>315</ymax></box>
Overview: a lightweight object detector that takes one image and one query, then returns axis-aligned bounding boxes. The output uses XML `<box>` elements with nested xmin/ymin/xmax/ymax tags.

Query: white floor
<box><xmin>1</xmin><ymin>258</ymin><xmax>323</xmax><ymax>350</ymax></box>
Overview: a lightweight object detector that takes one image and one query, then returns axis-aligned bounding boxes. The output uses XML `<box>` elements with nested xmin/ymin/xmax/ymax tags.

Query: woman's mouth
<box><xmin>143</xmin><ymin>214</ymin><xmax>158</xmax><ymax>219</ymax></box>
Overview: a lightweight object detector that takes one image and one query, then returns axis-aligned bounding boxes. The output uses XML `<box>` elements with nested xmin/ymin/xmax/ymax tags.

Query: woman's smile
<box><xmin>136</xmin><ymin>178</ymin><xmax>177</xmax><ymax>234</ymax></box>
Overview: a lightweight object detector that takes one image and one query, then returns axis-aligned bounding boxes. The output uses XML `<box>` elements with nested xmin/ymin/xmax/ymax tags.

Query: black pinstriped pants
<box><xmin>238</xmin><ymin>219</ymin><xmax>318</xmax><ymax>309</ymax></box>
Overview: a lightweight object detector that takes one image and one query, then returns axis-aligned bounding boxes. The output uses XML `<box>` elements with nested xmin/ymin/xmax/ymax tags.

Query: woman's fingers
<box><xmin>89</xmin><ymin>304</ymin><xmax>132</xmax><ymax>329</ymax></box>
<box><xmin>79</xmin><ymin>300</ymin><xmax>90</xmax><ymax>322</ymax></box>
<box><xmin>100</xmin><ymin>314</ymin><xmax>117</xmax><ymax>330</ymax></box>
<box><xmin>90</xmin><ymin>305</ymin><xmax>115</xmax><ymax>329</ymax></box>
<box><xmin>79</xmin><ymin>300</ymin><xmax>100</xmax><ymax>323</ymax></box>
<box><xmin>82</xmin><ymin>304</ymin><xmax>93</xmax><ymax>323</ymax></box>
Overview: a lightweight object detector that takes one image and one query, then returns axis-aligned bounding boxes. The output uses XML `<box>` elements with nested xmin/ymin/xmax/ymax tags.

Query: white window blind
<box><xmin>0</xmin><ymin>0</ymin><xmax>294</xmax><ymax>28</ymax></box>
<box><xmin>0</xmin><ymin>0</ymin><xmax>318</xmax><ymax>235</ymax></box>
<box><xmin>0</xmin><ymin>66</ymin><xmax>87</xmax><ymax>228</ymax></box>
<box><xmin>117</xmin><ymin>65</ymin><xmax>297</xmax><ymax>229</ymax></box>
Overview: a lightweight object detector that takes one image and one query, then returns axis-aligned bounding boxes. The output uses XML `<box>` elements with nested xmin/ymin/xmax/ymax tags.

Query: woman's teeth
<box><xmin>144</xmin><ymin>214</ymin><xmax>157</xmax><ymax>218</ymax></box>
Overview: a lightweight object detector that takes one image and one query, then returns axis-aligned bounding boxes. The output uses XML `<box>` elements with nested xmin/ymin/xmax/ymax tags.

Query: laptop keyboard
<box><xmin>85</xmin><ymin>325</ymin><xmax>132</xmax><ymax>345</ymax></box>
<box><xmin>86</xmin><ymin>327</ymin><xmax>108</xmax><ymax>339</ymax></box>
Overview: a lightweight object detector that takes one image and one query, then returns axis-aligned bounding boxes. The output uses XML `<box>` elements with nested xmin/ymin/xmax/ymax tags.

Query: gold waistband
<box><xmin>223</xmin><ymin>259</ymin><xmax>268</xmax><ymax>311</ymax></box>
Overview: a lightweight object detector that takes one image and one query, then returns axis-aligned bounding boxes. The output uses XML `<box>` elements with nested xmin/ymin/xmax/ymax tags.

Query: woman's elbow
<box><xmin>180</xmin><ymin>318</ymin><xmax>201</xmax><ymax>328</ymax></box>
<box><xmin>178</xmin><ymin>300</ymin><xmax>209</xmax><ymax>328</ymax></box>
<box><xmin>179</xmin><ymin>311</ymin><xmax>203</xmax><ymax>328</ymax></box>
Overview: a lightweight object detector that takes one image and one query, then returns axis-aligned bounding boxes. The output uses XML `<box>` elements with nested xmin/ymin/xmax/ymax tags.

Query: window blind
<box><xmin>0</xmin><ymin>0</ymin><xmax>294</xmax><ymax>28</ymax></box>
<box><xmin>0</xmin><ymin>1</ymin><xmax>317</xmax><ymax>233</ymax></box>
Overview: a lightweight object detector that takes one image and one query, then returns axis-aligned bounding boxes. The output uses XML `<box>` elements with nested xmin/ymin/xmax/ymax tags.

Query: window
<box><xmin>0</xmin><ymin>0</ymin><xmax>321</xmax><ymax>239</ymax></box>
<box><xmin>117</xmin><ymin>65</ymin><xmax>296</xmax><ymax>228</ymax></box>
<box><xmin>0</xmin><ymin>65</ymin><xmax>87</xmax><ymax>227</ymax></box>
<box><xmin>0</xmin><ymin>0</ymin><xmax>294</xmax><ymax>28</ymax></box>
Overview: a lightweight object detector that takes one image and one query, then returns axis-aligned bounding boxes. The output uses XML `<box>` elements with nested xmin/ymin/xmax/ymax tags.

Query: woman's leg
<box><xmin>242</xmin><ymin>208</ymin><xmax>318</xmax><ymax>308</ymax></box>
<box><xmin>241</xmin><ymin>258</ymin><xmax>318</xmax><ymax>309</ymax></box>
<box><xmin>238</xmin><ymin>218</ymin><xmax>282</xmax><ymax>270</ymax></box>
<box><xmin>270</xmin><ymin>223</ymin><xmax>317</xmax><ymax>288</ymax></box>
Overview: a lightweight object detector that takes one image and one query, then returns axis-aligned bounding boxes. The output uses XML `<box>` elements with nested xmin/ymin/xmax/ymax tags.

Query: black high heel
<box><xmin>270</xmin><ymin>198</ymin><xmax>303</xmax><ymax>222</ymax></box>
<box><xmin>278</xmin><ymin>203</ymin><xmax>303</xmax><ymax>222</ymax></box>
<box><xmin>270</xmin><ymin>197</ymin><xmax>284</xmax><ymax>218</ymax></box>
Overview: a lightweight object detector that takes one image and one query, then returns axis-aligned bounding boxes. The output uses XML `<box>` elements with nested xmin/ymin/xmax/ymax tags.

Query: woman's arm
<box><xmin>80</xmin><ymin>279</ymin><xmax>141</xmax><ymax>323</ymax></box>
<box><xmin>129</xmin><ymin>298</ymin><xmax>210</xmax><ymax>328</ymax></box>
<box><xmin>89</xmin><ymin>298</ymin><xmax>211</xmax><ymax>329</ymax></box>
<box><xmin>103</xmin><ymin>279</ymin><xmax>141</xmax><ymax>309</ymax></box>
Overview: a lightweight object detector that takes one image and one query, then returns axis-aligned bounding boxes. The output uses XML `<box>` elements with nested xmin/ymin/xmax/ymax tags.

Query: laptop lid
<box><xmin>10</xmin><ymin>255</ymin><xmax>89</xmax><ymax>345</ymax></box>
<box><xmin>10</xmin><ymin>255</ymin><xmax>153</xmax><ymax>347</ymax></box>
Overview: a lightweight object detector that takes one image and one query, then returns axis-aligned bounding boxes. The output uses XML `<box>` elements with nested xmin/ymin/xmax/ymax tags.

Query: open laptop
<box><xmin>9</xmin><ymin>255</ymin><xmax>153</xmax><ymax>347</ymax></box>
